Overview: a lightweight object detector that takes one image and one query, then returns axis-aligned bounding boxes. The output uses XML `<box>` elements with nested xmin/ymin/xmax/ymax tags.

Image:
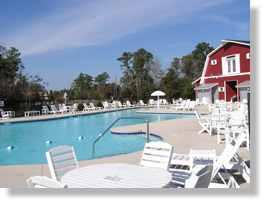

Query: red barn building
<box><xmin>193</xmin><ymin>39</ymin><xmax>250</xmax><ymax>103</ymax></box>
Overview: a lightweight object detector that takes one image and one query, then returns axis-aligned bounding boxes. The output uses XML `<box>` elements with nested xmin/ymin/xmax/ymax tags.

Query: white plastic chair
<box><xmin>90</xmin><ymin>103</ymin><xmax>102</xmax><ymax>110</ymax></box>
<box><xmin>71</xmin><ymin>103</ymin><xmax>79</xmax><ymax>113</ymax></box>
<box><xmin>83</xmin><ymin>103</ymin><xmax>95</xmax><ymax>111</ymax></box>
<box><xmin>138</xmin><ymin>100</ymin><xmax>147</xmax><ymax>106</ymax></box>
<box><xmin>27</xmin><ymin>176</ymin><xmax>67</xmax><ymax>188</ymax></box>
<box><xmin>0</xmin><ymin>108</ymin><xmax>9</xmax><ymax>119</ymax></box>
<box><xmin>140</xmin><ymin>141</ymin><xmax>174</xmax><ymax>171</ymax></box>
<box><xmin>126</xmin><ymin>101</ymin><xmax>135</xmax><ymax>107</ymax></box>
<box><xmin>194</xmin><ymin>108</ymin><xmax>211</xmax><ymax>135</ymax></box>
<box><xmin>46</xmin><ymin>145</ymin><xmax>79</xmax><ymax>181</ymax></box>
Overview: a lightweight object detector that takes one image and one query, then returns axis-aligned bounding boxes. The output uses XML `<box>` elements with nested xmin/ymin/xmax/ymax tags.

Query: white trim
<box><xmin>221</xmin><ymin>54</ymin><xmax>240</xmax><ymax>75</ymax></box>
<box><xmin>192</xmin><ymin>77</ymin><xmax>201</xmax><ymax>85</ymax></box>
<box><xmin>211</xmin><ymin>59</ymin><xmax>217</xmax><ymax>65</ymax></box>
<box><xmin>203</xmin><ymin>72</ymin><xmax>250</xmax><ymax>80</ymax></box>
<box><xmin>221</xmin><ymin>40</ymin><xmax>250</xmax><ymax>46</ymax></box>
<box><xmin>200</xmin><ymin>44</ymin><xmax>223</xmax><ymax>84</ymax></box>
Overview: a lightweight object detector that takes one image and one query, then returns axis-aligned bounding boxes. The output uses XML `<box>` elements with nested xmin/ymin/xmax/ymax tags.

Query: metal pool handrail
<box><xmin>92</xmin><ymin>117</ymin><xmax>150</xmax><ymax>155</ymax></box>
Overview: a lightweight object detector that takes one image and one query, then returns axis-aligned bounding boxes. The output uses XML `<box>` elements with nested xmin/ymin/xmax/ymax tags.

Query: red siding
<box><xmin>205</xmin><ymin>43</ymin><xmax>250</xmax><ymax>77</ymax></box>
<box><xmin>202</xmin><ymin>42</ymin><xmax>250</xmax><ymax>101</ymax></box>
<box><xmin>204</xmin><ymin>74</ymin><xmax>250</xmax><ymax>101</ymax></box>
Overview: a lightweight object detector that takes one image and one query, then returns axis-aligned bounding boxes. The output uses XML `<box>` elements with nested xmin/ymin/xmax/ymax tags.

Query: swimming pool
<box><xmin>0</xmin><ymin>108</ymin><xmax>193</xmax><ymax>165</ymax></box>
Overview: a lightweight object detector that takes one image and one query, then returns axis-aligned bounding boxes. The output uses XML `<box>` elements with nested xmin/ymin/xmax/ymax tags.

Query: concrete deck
<box><xmin>0</xmin><ymin>105</ymin><xmax>250</xmax><ymax>188</ymax></box>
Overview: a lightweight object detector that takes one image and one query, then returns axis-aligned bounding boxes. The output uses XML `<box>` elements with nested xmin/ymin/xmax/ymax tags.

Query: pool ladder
<box><xmin>92</xmin><ymin>117</ymin><xmax>150</xmax><ymax>155</ymax></box>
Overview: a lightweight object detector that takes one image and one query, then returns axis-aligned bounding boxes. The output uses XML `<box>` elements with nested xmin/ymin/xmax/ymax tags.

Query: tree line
<box><xmin>0</xmin><ymin>42</ymin><xmax>214</xmax><ymax>113</ymax></box>
<box><xmin>117</xmin><ymin>42</ymin><xmax>214</xmax><ymax>102</ymax></box>
<box><xmin>0</xmin><ymin>45</ymin><xmax>46</xmax><ymax>112</ymax></box>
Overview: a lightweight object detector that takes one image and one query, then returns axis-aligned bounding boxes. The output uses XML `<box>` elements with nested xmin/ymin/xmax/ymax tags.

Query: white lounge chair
<box><xmin>194</xmin><ymin>108</ymin><xmax>212</xmax><ymax>136</ymax></box>
<box><xmin>183</xmin><ymin>101</ymin><xmax>196</xmax><ymax>111</ymax></box>
<box><xmin>58</xmin><ymin>104</ymin><xmax>69</xmax><ymax>114</ymax></box>
<box><xmin>71</xmin><ymin>103</ymin><xmax>79</xmax><ymax>114</ymax></box>
<box><xmin>140</xmin><ymin>141</ymin><xmax>174</xmax><ymax>171</ymax></box>
<box><xmin>126</xmin><ymin>101</ymin><xmax>135</xmax><ymax>107</ymax></box>
<box><xmin>0</xmin><ymin>108</ymin><xmax>9</xmax><ymax>119</ymax></box>
<box><xmin>46</xmin><ymin>145</ymin><xmax>79</xmax><ymax>181</ymax></box>
<box><xmin>83</xmin><ymin>103</ymin><xmax>95</xmax><ymax>111</ymax></box>
<box><xmin>138</xmin><ymin>100</ymin><xmax>147</xmax><ymax>106</ymax></box>
<box><xmin>27</xmin><ymin>176</ymin><xmax>67</xmax><ymax>188</ymax></box>
<box><xmin>117</xmin><ymin>101</ymin><xmax>127</xmax><ymax>108</ymax></box>
<box><xmin>90</xmin><ymin>103</ymin><xmax>102</xmax><ymax>110</ymax></box>
<box><xmin>50</xmin><ymin>105</ymin><xmax>62</xmax><ymax>114</ymax></box>
<box><xmin>102</xmin><ymin>101</ymin><xmax>111</xmax><ymax>109</ymax></box>
<box><xmin>170</xmin><ymin>100</ymin><xmax>187</xmax><ymax>111</ymax></box>
<box><xmin>149</xmin><ymin>99</ymin><xmax>156</xmax><ymax>106</ymax></box>
<box><xmin>162</xmin><ymin>99</ymin><xmax>170</xmax><ymax>105</ymax></box>
<box><xmin>42</xmin><ymin>105</ymin><xmax>51</xmax><ymax>115</ymax></box>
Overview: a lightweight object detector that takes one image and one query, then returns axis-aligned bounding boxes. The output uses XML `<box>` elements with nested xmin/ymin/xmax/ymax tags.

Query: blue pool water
<box><xmin>0</xmin><ymin>108</ymin><xmax>193</xmax><ymax>165</ymax></box>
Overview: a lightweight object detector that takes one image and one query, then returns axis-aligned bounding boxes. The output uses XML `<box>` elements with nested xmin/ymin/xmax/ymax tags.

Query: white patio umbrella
<box><xmin>151</xmin><ymin>91</ymin><xmax>166</xmax><ymax>110</ymax></box>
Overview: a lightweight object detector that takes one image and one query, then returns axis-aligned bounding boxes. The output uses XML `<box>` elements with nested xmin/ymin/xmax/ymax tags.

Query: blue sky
<box><xmin>0</xmin><ymin>0</ymin><xmax>250</xmax><ymax>90</ymax></box>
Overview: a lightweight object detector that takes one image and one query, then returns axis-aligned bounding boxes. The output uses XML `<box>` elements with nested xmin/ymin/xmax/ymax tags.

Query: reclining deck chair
<box><xmin>0</xmin><ymin>108</ymin><xmax>9</xmax><ymax>119</ymax></box>
<box><xmin>126</xmin><ymin>101</ymin><xmax>135</xmax><ymax>107</ymax></box>
<box><xmin>83</xmin><ymin>103</ymin><xmax>95</xmax><ymax>111</ymax></box>
<box><xmin>170</xmin><ymin>129</ymin><xmax>250</xmax><ymax>187</ymax></box>
<box><xmin>90</xmin><ymin>103</ymin><xmax>102</xmax><ymax>110</ymax></box>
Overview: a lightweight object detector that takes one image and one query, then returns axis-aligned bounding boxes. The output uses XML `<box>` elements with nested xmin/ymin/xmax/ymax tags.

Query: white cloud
<box><xmin>2</xmin><ymin>0</ymin><xmax>232</xmax><ymax>56</ymax></box>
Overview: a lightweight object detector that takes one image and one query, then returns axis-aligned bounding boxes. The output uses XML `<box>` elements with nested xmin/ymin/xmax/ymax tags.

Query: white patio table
<box><xmin>61</xmin><ymin>163</ymin><xmax>172</xmax><ymax>188</ymax></box>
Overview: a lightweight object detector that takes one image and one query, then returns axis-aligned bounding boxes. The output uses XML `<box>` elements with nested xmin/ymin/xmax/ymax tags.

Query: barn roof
<box><xmin>222</xmin><ymin>39</ymin><xmax>250</xmax><ymax>46</ymax></box>
<box><xmin>236</xmin><ymin>80</ymin><xmax>250</xmax><ymax>88</ymax></box>
<box><xmin>194</xmin><ymin>83</ymin><xmax>218</xmax><ymax>90</ymax></box>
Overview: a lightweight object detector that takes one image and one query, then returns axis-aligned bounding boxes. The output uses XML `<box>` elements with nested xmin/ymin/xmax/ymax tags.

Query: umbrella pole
<box><xmin>157</xmin><ymin>96</ymin><xmax>160</xmax><ymax>110</ymax></box>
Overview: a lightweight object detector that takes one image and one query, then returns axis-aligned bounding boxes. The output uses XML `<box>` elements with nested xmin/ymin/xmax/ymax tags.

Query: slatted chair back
<box><xmin>46</xmin><ymin>145</ymin><xmax>79</xmax><ymax>181</ymax></box>
<box><xmin>51</xmin><ymin>105</ymin><xmax>58</xmax><ymax>112</ymax></box>
<box><xmin>185</xmin><ymin>164</ymin><xmax>213</xmax><ymax>188</ymax></box>
<box><xmin>90</xmin><ymin>103</ymin><xmax>96</xmax><ymax>108</ymax></box>
<box><xmin>27</xmin><ymin>176</ymin><xmax>67</xmax><ymax>188</ymax></box>
<box><xmin>83</xmin><ymin>103</ymin><xmax>89</xmax><ymax>108</ymax></box>
<box><xmin>140</xmin><ymin>142</ymin><xmax>174</xmax><ymax>171</ymax></box>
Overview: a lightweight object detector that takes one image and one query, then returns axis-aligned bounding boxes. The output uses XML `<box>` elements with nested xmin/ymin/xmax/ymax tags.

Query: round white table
<box><xmin>61</xmin><ymin>163</ymin><xmax>172</xmax><ymax>188</ymax></box>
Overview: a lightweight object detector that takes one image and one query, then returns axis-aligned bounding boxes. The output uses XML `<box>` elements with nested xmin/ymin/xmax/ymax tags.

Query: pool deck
<box><xmin>0</xmin><ymin>105</ymin><xmax>250</xmax><ymax>188</ymax></box>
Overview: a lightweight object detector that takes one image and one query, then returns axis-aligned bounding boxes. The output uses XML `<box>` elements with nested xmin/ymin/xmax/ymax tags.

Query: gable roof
<box><xmin>222</xmin><ymin>39</ymin><xmax>250</xmax><ymax>46</ymax></box>
<box><xmin>200</xmin><ymin>39</ymin><xmax>250</xmax><ymax>84</ymax></box>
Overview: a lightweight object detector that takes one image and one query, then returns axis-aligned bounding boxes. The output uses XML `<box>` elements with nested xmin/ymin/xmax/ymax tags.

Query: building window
<box><xmin>226</xmin><ymin>55</ymin><xmax>236</xmax><ymax>73</ymax></box>
<box><xmin>219</xmin><ymin>87</ymin><xmax>225</xmax><ymax>92</ymax></box>
<box><xmin>246</xmin><ymin>53</ymin><xmax>250</xmax><ymax>59</ymax></box>
<box><xmin>211</xmin><ymin>59</ymin><xmax>217</xmax><ymax>65</ymax></box>
<box><xmin>222</xmin><ymin>54</ymin><xmax>240</xmax><ymax>75</ymax></box>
